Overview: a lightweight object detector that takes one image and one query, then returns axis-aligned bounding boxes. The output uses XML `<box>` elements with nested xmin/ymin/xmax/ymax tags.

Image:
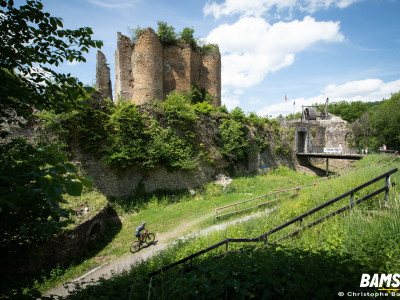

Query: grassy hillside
<box><xmin>2</xmin><ymin>165</ymin><xmax>316</xmax><ymax>298</ymax></box>
<box><xmin>51</xmin><ymin>154</ymin><xmax>400</xmax><ymax>299</ymax></box>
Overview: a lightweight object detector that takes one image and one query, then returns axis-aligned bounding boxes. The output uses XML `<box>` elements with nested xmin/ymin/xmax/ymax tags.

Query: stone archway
<box><xmin>88</xmin><ymin>220</ymin><xmax>102</xmax><ymax>243</ymax></box>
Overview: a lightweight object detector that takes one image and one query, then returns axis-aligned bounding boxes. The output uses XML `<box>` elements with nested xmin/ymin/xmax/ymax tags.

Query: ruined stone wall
<box><xmin>96</xmin><ymin>51</ymin><xmax>112</xmax><ymax>100</ymax></box>
<box><xmin>319</xmin><ymin>116</ymin><xmax>350</xmax><ymax>151</ymax></box>
<box><xmin>72</xmin><ymin>139</ymin><xmax>294</xmax><ymax>199</ymax></box>
<box><xmin>163</xmin><ymin>44</ymin><xmax>192</xmax><ymax>98</ymax></box>
<box><xmin>113</xmin><ymin>28</ymin><xmax>221</xmax><ymax>105</ymax></box>
<box><xmin>114</xmin><ymin>32</ymin><xmax>134</xmax><ymax>102</ymax></box>
<box><xmin>199</xmin><ymin>53</ymin><xmax>221</xmax><ymax>106</ymax></box>
<box><xmin>17</xmin><ymin>205</ymin><xmax>119</xmax><ymax>273</ymax></box>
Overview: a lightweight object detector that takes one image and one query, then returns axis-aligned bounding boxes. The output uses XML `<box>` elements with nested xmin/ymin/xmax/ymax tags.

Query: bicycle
<box><xmin>130</xmin><ymin>231</ymin><xmax>156</xmax><ymax>253</ymax></box>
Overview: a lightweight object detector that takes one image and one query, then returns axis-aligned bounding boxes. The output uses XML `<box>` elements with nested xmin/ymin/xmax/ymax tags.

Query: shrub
<box><xmin>163</xmin><ymin>91</ymin><xmax>197</xmax><ymax>128</ymax></box>
<box><xmin>105</xmin><ymin>102</ymin><xmax>148</xmax><ymax>169</ymax></box>
<box><xmin>189</xmin><ymin>83</ymin><xmax>213</xmax><ymax>105</ymax></box>
<box><xmin>230</xmin><ymin>107</ymin><xmax>246</xmax><ymax>122</ymax></box>
<box><xmin>218</xmin><ymin>117</ymin><xmax>250</xmax><ymax>161</ymax></box>
<box><xmin>193</xmin><ymin>102</ymin><xmax>214</xmax><ymax>115</ymax></box>
<box><xmin>180</xmin><ymin>27</ymin><xmax>196</xmax><ymax>48</ymax></box>
<box><xmin>157</xmin><ymin>21</ymin><xmax>177</xmax><ymax>44</ymax></box>
<box><xmin>128</xmin><ymin>25</ymin><xmax>144</xmax><ymax>43</ymax></box>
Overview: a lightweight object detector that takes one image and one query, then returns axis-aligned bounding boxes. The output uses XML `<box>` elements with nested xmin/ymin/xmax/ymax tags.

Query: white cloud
<box><xmin>257</xmin><ymin>78</ymin><xmax>400</xmax><ymax>117</ymax></box>
<box><xmin>204</xmin><ymin>0</ymin><xmax>361</xmax><ymax>18</ymax></box>
<box><xmin>305</xmin><ymin>0</ymin><xmax>361</xmax><ymax>12</ymax></box>
<box><xmin>222</xmin><ymin>96</ymin><xmax>241</xmax><ymax>110</ymax></box>
<box><xmin>67</xmin><ymin>60</ymin><xmax>79</xmax><ymax>66</ymax></box>
<box><xmin>323</xmin><ymin>78</ymin><xmax>400</xmax><ymax>100</ymax></box>
<box><xmin>204</xmin><ymin>0</ymin><xmax>296</xmax><ymax>19</ymax></box>
<box><xmin>206</xmin><ymin>16</ymin><xmax>344</xmax><ymax>88</ymax></box>
<box><xmin>88</xmin><ymin>0</ymin><xmax>135</xmax><ymax>9</ymax></box>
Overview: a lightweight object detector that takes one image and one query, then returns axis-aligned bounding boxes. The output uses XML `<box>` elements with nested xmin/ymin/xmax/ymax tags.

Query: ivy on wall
<box><xmin>41</xmin><ymin>85</ymin><xmax>293</xmax><ymax>172</ymax></box>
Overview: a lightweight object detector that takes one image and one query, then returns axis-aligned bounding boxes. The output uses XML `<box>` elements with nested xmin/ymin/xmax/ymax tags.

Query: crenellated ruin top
<box><xmin>96</xmin><ymin>27</ymin><xmax>221</xmax><ymax>106</ymax></box>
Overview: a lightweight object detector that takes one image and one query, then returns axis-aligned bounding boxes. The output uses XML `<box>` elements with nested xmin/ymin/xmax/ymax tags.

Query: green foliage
<box><xmin>285</xmin><ymin>112</ymin><xmax>302</xmax><ymax>120</ymax></box>
<box><xmin>40</xmin><ymin>95</ymin><xmax>111</xmax><ymax>157</ymax></box>
<box><xmin>180</xmin><ymin>27</ymin><xmax>196</xmax><ymax>48</ymax></box>
<box><xmin>157</xmin><ymin>21</ymin><xmax>177</xmax><ymax>44</ymax></box>
<box><xmin>105</xmin><ymin>102</ymin><xmax>148</xmax><ymax>169</ymax></box>
<box><xmin>0</xmin><ymin>139</ymin><xmax>92</xmax><ymax>267</ymax></box>
<box><xmin>328</xmin><ymin>94</ymin><xmax>400</xmax><ymax>148</ymax></box>
<box><xmin>217</xmin><ymin>105</ymin><xmax>229</xmax><ymax>114</ymax></box>
<box><xmin>0</xmin><ymin>0</ymin><xmax>100</xmax><ymax>269</ymax></box>
<box><xmin>247</xmin><ymin>113</ymin><xmax>271</xmax><ymax>152</ymax></box>
<box><xmin>197</xmin><ymin>40</ymin><xmax>220</xmax><ymax>56</ymax></box>
<box><xmin>230</xmin><ymin>107</ymin><xmax>246</xmax><ymax>122</ymax></box>
<box><xmin>103</xmin><ymin>101</ymin><xmax>198</xmax><ymax>170</ymax></box>
<box><xmin>370</xmin><ymin>92</ymin><xmax>400</xmax><ymax>147</ymax></box>
<box><xmin>163</xmin><ymin>91</ymin><xmax>197</xmax><ymax>129</ymax></box>
<box><xmin>218</xmin><ymin>117</ymin><xmax>250</xmax><ymax>161</ymax></box>
<box><xmin>47</xmin><ymin>158</ymin><xmax>400</xmax><ymax>300</ymax></box>
<box><xmin>273</xmin><ymin>144</ymin><xmax>291</xmax><ymax>156</ymax></box>
<box><xmin>0</xmin><ymin>0</ymin><xmax>102</xmax><ymax>135</ymax></box>
<box><xmin>328</xmin><ymin>100</ymin><xmax>376</xmax><ymax>123</ymax></box>
<box><xmin>127</xmin><ymin>25</ymin><xmax>144</xmax><ymax>43</ymax></box>
<box><xmin>193</xmin><ymin>101</ymin><xmax>214</xmax><ymax>115</ymax></box>
<box><xmin>188</xmin><ymin>83</ymin><xmax>213</xmax><ymax>105</ymax></box>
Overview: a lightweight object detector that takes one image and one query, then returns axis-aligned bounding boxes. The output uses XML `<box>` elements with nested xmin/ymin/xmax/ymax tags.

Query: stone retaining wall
<box><xmin>18</xmin><ymin>204</ymin><xmax>119</xmax><ymax>273</ymax></box>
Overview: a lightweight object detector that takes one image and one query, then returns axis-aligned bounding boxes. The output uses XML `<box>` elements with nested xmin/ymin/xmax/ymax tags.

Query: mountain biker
<box><xmin>135</xmin><ymin>221</ymin><xmax>148</xmax><ymax>244</ymax></box>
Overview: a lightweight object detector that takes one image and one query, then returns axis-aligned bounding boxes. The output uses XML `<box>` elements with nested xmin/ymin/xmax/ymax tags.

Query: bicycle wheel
<box><xmin>145</xmin><ymin>233</ymin><xmax>155</xmax><ymax>245</ymax></box>
<box><xmin>130</xmin><ymin>241</ymin><xmax>140</xmax><ymax>253</ymax></box>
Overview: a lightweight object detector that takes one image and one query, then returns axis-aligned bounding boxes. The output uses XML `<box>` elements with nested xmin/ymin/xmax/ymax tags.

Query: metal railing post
<box><xmin>350</xmin><ymin>192</ymin><xmax>354</xmax><ymax>211</ymax></box>
<box><xmin>385</xmin><ymin>175</ymin><xmax>390</xmax><ymax>207</ymax></box>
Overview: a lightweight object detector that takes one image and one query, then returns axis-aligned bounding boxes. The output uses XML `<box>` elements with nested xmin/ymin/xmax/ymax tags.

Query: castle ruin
<box><xmin>96</xmin><ymin>28</ymin><xmax>221</xmax><ymax>106</ymax></box>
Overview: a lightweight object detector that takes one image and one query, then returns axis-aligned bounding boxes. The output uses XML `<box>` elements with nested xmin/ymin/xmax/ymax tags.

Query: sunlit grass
<box><xmin>29</xmin><ymin>154</ymin><xmax>400</xmax><ymax>297</ymax></box>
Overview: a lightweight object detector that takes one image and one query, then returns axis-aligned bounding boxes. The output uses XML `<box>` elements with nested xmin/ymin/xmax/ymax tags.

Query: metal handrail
<box><xmin>215</xmin><ymin>182</ymin><xmax>318</xmax><ymax>218</ymax></box>
<box><xmin>148</xmin><ymin>168</ymin><xmax>397</xmax><ymax>277</ymax></box>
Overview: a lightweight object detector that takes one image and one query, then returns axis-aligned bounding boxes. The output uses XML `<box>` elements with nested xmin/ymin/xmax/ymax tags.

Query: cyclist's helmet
<box><xmin>142</xmin><ymin>221</ymin><xmax>146</xmax><ymax>225</ymax></box>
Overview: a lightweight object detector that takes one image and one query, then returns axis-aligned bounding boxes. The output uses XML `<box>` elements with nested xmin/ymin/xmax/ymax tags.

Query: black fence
<box><xmin>149</xmin><ymin>168</ymin><xmax>398</xmax><ymax>277</ymax></box>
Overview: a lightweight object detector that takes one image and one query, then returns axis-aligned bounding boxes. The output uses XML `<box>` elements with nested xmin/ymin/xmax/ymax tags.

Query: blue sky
<box><xmin>34</xmin><ymin>0</ymin><xmax>400</xmax><ymax>116</ymax></box>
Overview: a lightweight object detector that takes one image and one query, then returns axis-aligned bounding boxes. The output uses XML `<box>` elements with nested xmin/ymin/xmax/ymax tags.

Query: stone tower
<box><xmin>95</xmin><ymin>50</ymin><xmax>112</xmax><ymax>100</ymax></box>
<box><xmin>132</xmin><ymin>28</ymin><xmax>164</xmax><ymax>104</ymax></box>
<box><xmin>109</xmin><ymin>28</ymin><xmax>221</xmax><ymax>106</ymax></box>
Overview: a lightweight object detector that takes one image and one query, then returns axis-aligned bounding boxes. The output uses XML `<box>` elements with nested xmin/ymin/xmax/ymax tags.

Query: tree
<box><xmin>0</xmin><ymin>0</ymin><xmax>101</xmax><ymax>261</ymax></box>
<box><xmin>370</xmin><ymin>92</ymin><xmax>400</xmax><ymax>148</ymax></box>
<box><xmin>351</xmin><ymin>112</ymin><xmax>371</xmax><ymax>147</ymax></box>
<box><xmin>0</xmin><ymin>0</ymin><xmax>103</xmax><ymax>134</ymax></box>
<box><xmin>328</xmin><ymin>101</ymin><xmax>372</xmax><ymax>123</ymax></box>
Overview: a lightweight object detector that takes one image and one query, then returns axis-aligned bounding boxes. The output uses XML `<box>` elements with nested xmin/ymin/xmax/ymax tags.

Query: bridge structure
<box><xmin>296</xmin><ymin>152</ymin><xmax>363</xmax><ymax>160</ymax></box>
<box><xmin>296</xmin><ymin>150</ymin><xmax>364</xmax><ymax>175</ymax></box>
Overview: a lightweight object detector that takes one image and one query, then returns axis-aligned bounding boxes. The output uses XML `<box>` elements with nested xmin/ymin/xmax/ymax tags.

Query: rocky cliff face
<box><xmin>70</xmin><ymin>127</ymin><xmax>295</xmax><ymax>199</ymax></box>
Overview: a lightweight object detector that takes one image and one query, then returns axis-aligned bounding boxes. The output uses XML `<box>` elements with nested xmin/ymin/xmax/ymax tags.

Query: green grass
<box><xmin>6</xmin><ymin>155</ymin><xmax>399</xmax><ymax>298</ymax></box>
<box><xmin>61</xmin><ymin>190</ymin><xmax>109</xmax><ymax>230</ymax></box>
<box><xmin>52</xmin><ymin>154</ymin><xmax>400</xmax><ymax>299</ymax></box>
<box><xmin>11</xmin><ymin>166</ymin><xmax>315</xmax><ymax>296</ymax></box>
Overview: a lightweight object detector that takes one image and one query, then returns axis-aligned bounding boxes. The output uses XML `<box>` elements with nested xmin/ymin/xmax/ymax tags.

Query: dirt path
<box><xmin>44</xmin><ymin>208</ymin><xmax>274</xmax><ymax>298</ymax></box>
